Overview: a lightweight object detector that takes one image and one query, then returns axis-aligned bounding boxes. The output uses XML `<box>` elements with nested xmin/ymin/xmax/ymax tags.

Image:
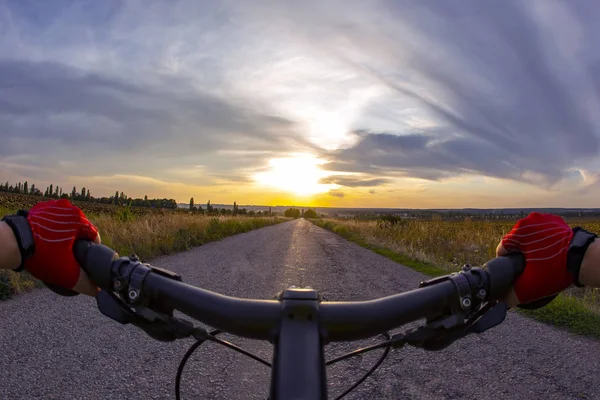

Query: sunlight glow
<box><xmin>254</xmin><ymin>154</ymin><xmax>335</xmax><ymax>196</ymax></box>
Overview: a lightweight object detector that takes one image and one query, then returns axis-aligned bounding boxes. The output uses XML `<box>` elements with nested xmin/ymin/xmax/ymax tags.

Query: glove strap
<box><xmin>1</xmin><ymin>211</ymin><xmax>35</xmax><ymax>272</ymax></box>
<box><xmin>567</xmin><ymin>227</ymin><xmax>597</xmax><ymax>287</ymax></box>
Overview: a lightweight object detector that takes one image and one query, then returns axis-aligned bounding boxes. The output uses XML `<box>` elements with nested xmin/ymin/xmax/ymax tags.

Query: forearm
<box><xmin>579</xmin><ymin>240</ymin><xmax>600</xmax><ymax>287</ymax></box>
<box><xmin>0</xmin><ymin>221</ymin><xmax>21</xmax><ymax>270</ymax></box>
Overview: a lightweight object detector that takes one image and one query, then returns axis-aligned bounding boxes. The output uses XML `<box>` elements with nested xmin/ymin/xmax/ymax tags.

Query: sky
<box><xmin>2</xmin><ymin>0</ymin><xmax>600</xmax><ymax>208</ymax></box>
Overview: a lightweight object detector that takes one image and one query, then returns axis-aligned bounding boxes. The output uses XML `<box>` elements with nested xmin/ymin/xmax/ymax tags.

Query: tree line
<box><xmin>0</xmin><ymin>180</ymin><xmax>178</xmax><ymax>209</ymax></box>
<box><xmin>284</xmin><ymin>208</ymin><xmax>318</xmax><ymax>219</ymax></box>
<box><xmin>188</xmin><ymin>198</ymin><xmax>275</xmax><ymax>216</ymax></box>
<box><xmin>1</xmin><ymin>180</ymin><xmax>319</xmax><ymax>217</ymax></box>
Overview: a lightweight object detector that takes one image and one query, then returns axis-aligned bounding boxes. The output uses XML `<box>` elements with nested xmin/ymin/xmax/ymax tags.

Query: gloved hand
<box><xmin>497</xmin><ymin>212</ymin><xmax>574</xmax><ymax>305</ymax></box>
<box><xmin>24</xmin><ymin>199</ymin><xmax>101</xmax><ymax>296</ymax></box>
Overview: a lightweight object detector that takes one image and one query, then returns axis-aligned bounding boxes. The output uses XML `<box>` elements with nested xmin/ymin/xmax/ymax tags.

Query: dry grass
<box><xmin>0</xmin><ymin>212</ymin><xmax>284</xmax><ymax>299</ymax></box>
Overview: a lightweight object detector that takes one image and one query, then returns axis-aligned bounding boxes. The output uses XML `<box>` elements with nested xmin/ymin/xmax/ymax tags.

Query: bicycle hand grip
<box><xmin>484</xmin><ymin>253</ymin><xmax>525</xmax><ymax>301</ymax></box>
<box><xmin>74</xmin><ymin>240</ymin><xmax>119</xmax><ymax>291</ymax></box>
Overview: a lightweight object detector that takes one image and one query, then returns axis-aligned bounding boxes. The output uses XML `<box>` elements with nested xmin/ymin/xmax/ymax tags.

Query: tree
<box><xmin>207</xmin><ymin>200</ymin><xmax>213</xmax><ymax>213</ymax></box>
<box><xmin>59</xmin><ymin>187</ymin><xmax>63</xmax><ymax>197</ymax></box>
<box><xmin>284</xmin><ymin>208</ymin><xmax>301</xmax><ymax>218</ymax></box>
<box><xmin>55</xmin><ymin>186</ymin><xmax>59</xmax><ymax>198</ymax></box>
<box><xmin>114</xmin><ymin>191</ymin><xmax>119</xmax><ymax>205</ymax></box>
<box><xmin>23</xmin><ymin>181</ymin><xmax>28</xmax><ymax>195</ymax></box>
<box><xmin>189</xmin><ymin>197</ymin><xmax>195</xmax><ymax>212</ymax></box>
<box><xmin>85</xmin><ymin>189</ymin><xmax>91</xmax><ymax>201</ymax></box>
<box><xmin>72</xmin><ymin>186</ymin><xmax>77</xmax><ymax>200</ymax></box>
<box><xmin>303</xmin><ymin>209</ymin><xmax>318</xmax><ymax>219</ymax></box>
<box><xmin>233</xmin><ymin>201</ymin><xmax>238</xmax><ymax>215</ymax></box>
<box><xmin>30</xmin><ymin>184</ymin><xmax>35</xmax><ymax>195</ymax></box>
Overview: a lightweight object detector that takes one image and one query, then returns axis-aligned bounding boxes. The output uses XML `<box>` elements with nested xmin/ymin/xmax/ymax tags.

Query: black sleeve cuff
<box><xmin>567</xmin><ymin>227</ymin><xmax>597</xmax><ymax>287</ymax></box>
<box><xmin>2</xmin><ymin>211</ymin><xmax>35</xmax><ymax>272</ymax></box>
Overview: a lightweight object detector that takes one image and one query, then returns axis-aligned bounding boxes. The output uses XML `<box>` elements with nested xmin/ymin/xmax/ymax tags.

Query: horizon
<box><xmin>2</xmin><ymin>1</ymin><xmax>600</xmax><ymax>208</ymax></box>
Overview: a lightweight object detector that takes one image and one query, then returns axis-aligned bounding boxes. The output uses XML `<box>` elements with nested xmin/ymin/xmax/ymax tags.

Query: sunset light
<box><xmin>255</xmin><ymin>155</ymin><xmax>335</xmax><ymax>196</ymax></box>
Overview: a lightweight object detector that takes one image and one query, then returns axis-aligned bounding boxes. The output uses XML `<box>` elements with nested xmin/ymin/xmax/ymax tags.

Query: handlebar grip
<box><xmin>484</xmin><ymin>253</ymin><xmax>525</xmax><ymax>301</ymax></box>
<box><xmin>74</xmin><ymin>241</ymin><xmax>119</xmax><ymax>291</ymax></box>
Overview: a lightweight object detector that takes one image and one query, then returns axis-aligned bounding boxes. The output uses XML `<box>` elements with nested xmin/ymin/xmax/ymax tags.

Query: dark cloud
<box><xmin>316</xmin><ymin>2</ymin><xmax>600</xmax><ymax>186</ymax></box>
<box><xmin>324</xmin><ymin>130</ymin><xmax>551</xmax><ymax>184</ymax></box>
<box><xmin>0</xmin><ymin>59</ymin><xmax>308</xmax><ymax>183</ymax></box>
<box><xmin>328</xmin><ymin>190</ymin><xmax>345</xmax><ymax>198</ymax></box>
<box><xmin>320</xmin><ymin>175</ymin><xmax>391</xmax><ymax>187</ymax></box>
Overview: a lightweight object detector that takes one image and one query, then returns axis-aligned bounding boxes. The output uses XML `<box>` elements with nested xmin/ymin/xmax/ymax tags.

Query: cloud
<box><xmin>0</xmin><ymin>59</ymin><xmax>311</xmax><ymax>187</ymax></box>
<box><xmin>369</xmin><ymin>189</ymin><xmax>376</xmax><ymax>195</ymax></box>
<box><xmin>3</xmin><ymin>0</ymin><xmax>600</xmax><ymax>203</ymax></box>
<box><xmin>319</xmin><ymin>175</ymin><xmax>391</xmax><ymax>187</ymax></box>
<box><xmin>268</xmin><ymin>1</ymin><xmax>600</xmax><ymax>188</ymax></box>
<box><xmin>328</xmin><ymin>190</ymin><xmax>345</xmax><ymax>198</ymax></box>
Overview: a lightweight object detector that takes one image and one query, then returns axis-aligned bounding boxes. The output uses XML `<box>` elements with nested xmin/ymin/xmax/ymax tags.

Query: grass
<box><xmin>0</xmin><ymin>210</ymin><xmax>285</xmax><ymax>299</ymax></box>
<box><xmin>312</xmin><ymin>218</ymin><xmax>600</xmax><ymax>339</ymax></box>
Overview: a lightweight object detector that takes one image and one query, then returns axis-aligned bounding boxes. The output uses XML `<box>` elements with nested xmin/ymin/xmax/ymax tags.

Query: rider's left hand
<box><xmin>24</xmin><ymin>199</ymin><xmax>101</xmax><ymax>296</ymax></box>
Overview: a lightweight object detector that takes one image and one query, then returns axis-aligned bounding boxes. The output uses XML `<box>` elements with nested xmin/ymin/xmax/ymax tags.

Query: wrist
<box><xmin>0</xmin><ymin>221</ymin><xmax>22</xmax><ymax>270</ymax></box>
<box><xmin>579</xmin><ymin>240</ymin><xmax>600</xmax><ymax>287</ymax></box>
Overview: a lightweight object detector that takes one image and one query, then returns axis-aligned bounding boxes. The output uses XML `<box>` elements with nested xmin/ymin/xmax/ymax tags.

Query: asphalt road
<box><xmin>0</xmin><ymin>219</ymin><xmax>599</xmax><ymax>399</ymax></box>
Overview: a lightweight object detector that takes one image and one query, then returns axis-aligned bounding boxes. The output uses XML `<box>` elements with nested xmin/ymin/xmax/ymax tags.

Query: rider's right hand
<box><xmin>496</xmin><ymin>212</ymin><xmax>574</xmax><ymax>305</ymax></box>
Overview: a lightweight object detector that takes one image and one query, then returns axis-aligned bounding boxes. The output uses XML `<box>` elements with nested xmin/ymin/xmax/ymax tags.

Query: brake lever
<box><xmin>96</xmin><ymin>289</ymin><xmax>196</xmax><ymax>342</ymax></box>
<box><xmin>395</xmin><ymin>301</ymin><xmax>509</xmax><ymax>351</ymax></box>
<box><xmin>468</xmin><ymin>301</ymin><xmax>508</xmax><ymax>334</ymax></box>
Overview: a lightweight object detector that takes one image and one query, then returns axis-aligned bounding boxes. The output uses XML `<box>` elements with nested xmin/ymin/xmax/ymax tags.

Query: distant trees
<box><xmin>285</xmin><ymin>208</ymin><xmax>301</xmax><ymax>218</ymax></box>
<box><xmin>0</xmin><ymin>179</ymin><xmax>178</xmax><ymax>209</ymax></box>
<box><xmin>0</xmin><ymin>180</ymin><xmax>281</xmax><ymax>218</ymax></box>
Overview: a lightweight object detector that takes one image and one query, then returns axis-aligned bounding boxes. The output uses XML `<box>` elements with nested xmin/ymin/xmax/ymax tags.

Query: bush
<box><xmin>285</xmin><ymin>208</ymin><xmax>301</xmax><ymax>218</ymax></box>
<box><xmin>303</xmin><ymin>209</ymin><xmax>318</xmax><ymax>219</ymax></box>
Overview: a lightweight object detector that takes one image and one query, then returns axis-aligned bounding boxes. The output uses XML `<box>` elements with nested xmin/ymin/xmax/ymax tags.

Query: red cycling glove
<box><xmin>24</xmin><ymin>199</ymin><xmax>99</xmax><ymax>290</ymax></box>
<box><xmin>500</xmin><ymin>212</ymin><xmax>574</xmax><ymax>304</ymax></box>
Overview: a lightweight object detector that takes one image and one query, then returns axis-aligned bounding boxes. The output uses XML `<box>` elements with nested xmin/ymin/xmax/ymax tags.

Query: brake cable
<box><xmin>175</xmin><ymin>329</ymin><xmax>272</xmax><ymax>400</ymax></box>
<box><xmin>176</xmin><ymin>330</ymin><xmax>395</xmax><ymax>400</ymax></box>
<box><xmin>326</xmin><ymin>332</ymin><xmax>393</xmax><ymax>400</ymax></box>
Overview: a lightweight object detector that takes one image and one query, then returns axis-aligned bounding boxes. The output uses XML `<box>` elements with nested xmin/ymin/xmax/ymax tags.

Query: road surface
<box><xmin>0</xmin><ymin>219</ymin><xmax>598</xmax><ymax>399</ymax></box>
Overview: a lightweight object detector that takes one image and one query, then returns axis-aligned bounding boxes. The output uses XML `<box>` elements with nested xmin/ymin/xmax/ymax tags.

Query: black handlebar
<box><xmin>74</xmin><ymin>241</ymin><xmax>525</xmax><ymax>342</ymax></box>
<box><xmin>74</xmin><ymin>241</ymin><xmax>524</xmax><ymax>400</ymax></box>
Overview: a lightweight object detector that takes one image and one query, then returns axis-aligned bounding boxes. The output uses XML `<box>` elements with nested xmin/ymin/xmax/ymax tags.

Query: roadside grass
<box><xmin>312</xmin><ymin>218</ymin><xmax>600</xmax><ymax>339</ymax></box>
<box><xmin>0</xmin><ymin>210</ymin><xmax>285</xmax><ymax>299</ymax></box>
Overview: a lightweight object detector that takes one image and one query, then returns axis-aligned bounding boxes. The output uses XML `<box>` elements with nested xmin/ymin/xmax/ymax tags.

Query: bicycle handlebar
<box><xmin>74</xmin><ymin>241</ymin><xmax>524</xmax><ymax>342</ymax></box>
<box><xmin>74</xmin><ymin>241</ymin><xmax>524</xmax><ymax>399</ymax></box>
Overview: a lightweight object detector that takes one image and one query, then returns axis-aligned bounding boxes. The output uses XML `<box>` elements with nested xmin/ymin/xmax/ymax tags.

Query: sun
<box><xmin>255</xmin><ymin>154</ymin><xmax>334</xmax><ymax>196</ymax></box>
